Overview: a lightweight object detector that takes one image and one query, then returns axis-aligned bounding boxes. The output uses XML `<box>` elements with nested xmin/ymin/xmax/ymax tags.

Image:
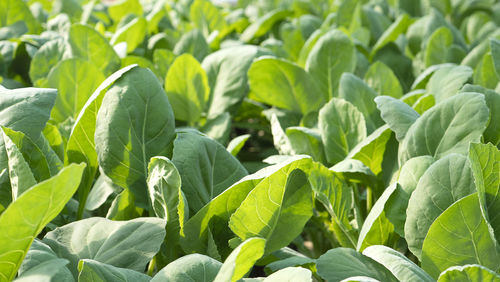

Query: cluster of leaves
<box><xmin>0</xmin><ymin>0</ymin><xmax>500</xmax><ymax>281</ymax></box>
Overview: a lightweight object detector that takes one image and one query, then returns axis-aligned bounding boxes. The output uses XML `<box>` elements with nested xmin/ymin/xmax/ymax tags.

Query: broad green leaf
<box><xmin>47</xmin><ymin>58</ymin><xmax>105</xmax><ymax>123</ymax></box>
<box><xmin>248</xmin><ymin>57</ymin><xmax>325</xmax><ymax>114</ymax></box>
<box><xmin>331</xmin><ymin>159</ymin><xmax>376</xmax><ymax>184</ymax></box>
<box><xmin>270</xmin><ymin>114</ymin><xmax>294</xmax><ymax>155</ymax></box>
<box><xmin>357</xmin><ymin>184</ymin><xmax>397</xmax><ymax>252</ymax></box>
<box><xmin>363</xmin><ymin>245</ymin><xmax>434</xmax><ymax>282</ymax></box>
<box><xmin>316</xmin><ymin>248</ymin><xmax>398</xmax><ymax>282</ymax></box>
<box><xmin>286</xmin><ymin>127</ymin><xmax>325</xmax><ymax>163</ymax></box>
<box><xmin>0</xmin><ymin>0</ymin><xmax>41</xmax><ymax>34</ymax></box>
<box><xmin>66</xmin><ymin>65</ymin><xmax>136</xmax><ymax>218</ymax></box>
<box><xmin>203</xmin><ymin>45</ymin><xmax>272</xmax><ymax>116</ymax></box>
<box><xmin>469</xmin><ymin>143</ymin><xmax>500</xmax><ymax>242</ymax></box>
<box><xmin>0</xmin><ymin>163</ymin><xmax>85</xmax><ymax>282</ymax></box>
<box><xmin>165</xmin><ymin>54</ymin><xmax>209</xmax><ymax>123</ymax></box>
<box><xmin>147</xmin><ymin>156</ymin><xmax>184</xmax><ymax>261</ymax></box>
<box><xmin>371</xmin><ymin>14</ymin><xmax>411</xmax><ymax>57</ymax></box>
<box><xmin>424</xmin><ymin>26</ymin><xmax>453</xmax><ymax>67</ymax></box>
<box><xmin>106</xmin><ymin>188</ymin><xmax>143</xmax><ymax>220</ymax></box>
<box><xmin>305</xmin><ymin>30</ymin><xmax>356</xmax><ymax>99</ymax></box>
<box><xmin>262</xmin><ymin>267</ymin><xmax>312</xmax><ymax>282</ymax></box>
<box><xmin>399</xmin><ymin>92</ymin><xmax>489</xmax><ymax>164</ymax></box>
<box><xmin>425</xmin><ymin>65</ymin><xmax>473</xmax><ymax>103</ymax></box>
<box><xmin>490</xmin><ymin>39</ymin><xmax>500</xmax><ymax>79</ymax></box>
<box><xmin>29</xmin><ymin>39</ymin><xmax>67</xmax><ymax>87</ymax></box>
<box><xmin>241</xmin><ymin>9</ymin><xmax>292</xmax><ymax>43</ymax></box>
<box><xmin>151</xmin><ymin>254</ymin><xmax>221</xmax><ymax>282</ymax></box>
<box><xmin>78</xmin><ymin>259</ymin><xmax>151</xmax><ymax>282</ymax></box>
<box><xmin>190</xmin><ymin>0</ymin><xmax>227</xmax><ymax>37</ymax></box>
<box><xmin>338</xmin><ymin>73</ymin><xmax>384</xmax><ymax>134</ymax></box>
<box><xmin>374</xmin><ymin>96</ymin><xmax>419</xmax><ymax>141</ymax></box>
<box><xmin>172</xmin><ymin>130</ymin><xmax>247</xmax><ymax>214</ymax></box>
<box><xmin>364</xmin><ymin>61</ymin><xmax>403</xmax><ymax>98</ymax></box>
<box><xmin>107</xmin><ymin>0</ymin><xmax>142</xmax><ymax>24</ymax></box>
<box><xmin>180</xmin><ymin>156</ymin><xmax>312</xmax><ymax>257</ymax></box>
<box><xmin>173</xmin><ymin>29</ymin><xmax>209</xmax><ymax>62</ymax></box>
<box><xmin>2</xmin><ymin>130</ymin><xmax>35</xmax><ymax>200</ymax></box>
<box><xmin>411</xmin><ymin>63</ymin><xmax>454</xmax><ymax>90</ymax></box>
<box><xmin>421</xmin><ymin>193</ymin><xmax>500</xmax><ymax>278</ymax></box>
<box><xmin>405</xmin><ymin>154</ymin><xmax>476</xmax><ymax>258</ymax></box>
<box><xmin>214</xmin><ymin>238</ymin><xmax>266</xmax><ymax>282</ymax></box>
<box><xmin>229</xmin><ymin>169</ymin><xmax>313</xmax><ymax>254</ymax></box>
<box><xmin>319</xmin><ymin>98</ymin><xmax>366</xmax><ymax>165</ymax></box>
<box><xmin>42</xmin><ymin>124</ymin><xmax>64</xmax><ymax>161</ymax></box>
<box><xmin>437</xmin><ymin>264</ymin><xmax>500</xmax><ymax>282</ymax></box>
<box><xmin>110</xmin><ymin>17</ymin><xmax>147</xmax><ymax>54</ymax></box>
<box><xmin>43</xmin><ymin>217</ymin><xmax>166</xmax><ymax>278</ymax></box>
<box><xmin>347</xmin><ymin>125</ymin><xmax>393</xmax><ymax>176</ymax></box>
<box><xmin>95</xmin><ymin>67</ymin><xmax>175</xmax><ymax>208</ymax></box>
<box><xmin>412</xmin><ymin>93</ymin><xmax>435</xmax><ymax>114</ymax></box>
<box><xmin>153</xmin><ymin>49</ymin><xmax>175</xmax><ymax>83</ymax></box>
<box><xmin>18</xmin><ymin>240</ymin><xmax>73</xmax><ymax>282</ymax></box>
<box><xmin>226</xmin><ymin>134</ymin><xmax>250</xmax><ymax>156</ymax></box>
<box><xmin>84</xmin><ymin>174</ymin><xmax>117</xmax><ymax>211</ymax></box>
<box><xmin>473</xmin><ymin>53</ymin><xmax>499</xmax><ymax>89</ymax></box>
<box><xmin>68</xmin><ymin>24</ymin><xmax>121</xmax><ymax>76</ymax></box>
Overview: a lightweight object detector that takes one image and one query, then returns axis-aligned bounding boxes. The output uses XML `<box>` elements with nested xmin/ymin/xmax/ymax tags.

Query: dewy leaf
<box><xmin>425</xmin><ymin>65</ymin><xmax>473</xmax><ymax>103</ymax></box>
<box><xmin>47</xmin><ymin>58</ymin><xmax>106</xmax><ymax>123</ymax></box>
<box><xmin>364</xmin><ymin>61</ymin><xmax>403</xmax><ymax>98</ymax></box>
<box><xmin>421</xmin><ymin>193</ymin><xmax>500</xmax><ymax>278</ymax></box>
<box><xmin>374</xmin><ymin>96</ymin><xmax>419</xmax><ymax>141</ymax></box>
<box><xmin>316</xmin><ymin>248</ymin><xmax>398</xmax><ymax>282</ymax></box>
<box><xmin>305</xmin><ymin>29</ymin><xmax>356</xmax><ymax>99</ymax></box>
<box><xmin>180</xmin><ymin>156</ymin><xmax>312</xmax><ymax>258</ymax></box>
<box><xmin>214</xmin><ymin>238</ymin><xmax>266</xmax><ymax>282</ymax></box>
<box><xmin>399</xmin><ymin>92</ymin><xmax>489</xmax><ymax>164</ymax></box>
<box><xmin>248</xmin><ymin>57</ymin><xmax>325</xmax><ymax>114</ymax></box>
<box><xmin>338</xmin><ymin>73</ymin><xmax>384</xmax><ymax>134</ymax></box>
<box><xmin>172</xmin><ymin>130</ymin><xmax>247</xmax><ymax>214</ymax></box>
<box><xmin>319</xmin><ymin>98</ymin><xmax>367</xmax><ymax>165</ymax></box>
<box><xmin>437</xmin><ymin>264</ymin><xmax>500</xmax><ymax>282</ymax></box>
<box><xmin>151</xmin><ymin>254</ymin><xmax>221</xmax><ymax>282</ymax></box>
<box><xmin>95</xmin><ymin>67</ymin><xmax>176</xmax><ymax>208</ymax></box>
<box><xmin>66</xmin><ymin>65</ymin><xmax>136</xmax><ymax>217</ymax></box>
<box><xmin>241</xmin><ymin>9</ymin><xmax>292</xmax><ymax>43</ymax></box>
<box><xmin>405</xmin><ymin>154</ymin><xmax>476</xmax><ymax>259</ymax></box>
<box><xmin>43</xmin><ymin>217</ymin><xmax>166</xmax><ymax>278</ymax></box>
<box><xmin>0</xmin><ymin>163</ymin><xmax>85</xmax><ymax>282</ymax></box>
<box><xmin>363</xmin><ymin>245</ymin><xmax>434</xmax><ymax>282</ymax></box>
<box><xmin>68</xmin><ymin>24</ymin><xmax>121</xmax><ymax>76</ymax></box>
<box><xmin>229</xmin><ymin>169</ymin><xmax>313</xmax><ymax>255</ymax></box>
<box><xmin>202</xmin><ymin>45</ymin><xmax>272</xmax><ymax>116</ymax></box>
<box><xmin>2</xmin><ymin>130</ymin><xmax>36</xmax><ymax>200</ymax></box>
<box><xmin>78</xmin><ymin>259</ymin><xmax>151</xmax><ymax>282</ymax></box>
<box><xmin>469</xmin><ymin>143</ymin><xmax>500</xmax><ymax>242</ymax></box>
<box><xmin>165</xmin><ymin>54</ymin><xmax>209</xmax><ymax>123</ymax></box>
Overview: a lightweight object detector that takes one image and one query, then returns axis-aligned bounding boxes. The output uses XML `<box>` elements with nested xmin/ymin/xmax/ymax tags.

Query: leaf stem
<box><xmin>147</xmin><ymin>256</ymin><xmax>156</xmax><ymax>276</ymax></box>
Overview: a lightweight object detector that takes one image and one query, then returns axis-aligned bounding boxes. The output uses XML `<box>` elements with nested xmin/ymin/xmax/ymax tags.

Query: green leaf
<box><xmin>469</xmin><ymin>143</ymin><xmax>500</xmax><ymax>242</ymax></box>
<box><xmin>0</xmin><ymin>163</ymin><xmax>85</xmax><ymax>281</ymax></box>
<box><xmin>214</xmin><ymin>238</ymin><xmax>266</xmax><ymax>282</ymax></box>
<box><xmin>47</xmin><ymin>58</ymin><xmax>105</xmax><ymax>123</ymax></box>
<box><xmin>412</xmin><ymin>93</ymin><xmax>435</xmax><ymax>115</ymax></box>
<box><xmin>180</xmin><ymin>156</ymin><xmax>312</xmax><ymax>257</ymax></box>
<box><xmin>363</xmin><ymin>245</ymin><xmax>434</xmax><ymax>282</ymax></box>
<box><xmin>2</xmin><ymin>130</ymin><xmax>36</xmax><ymax>200</ymax></box>
<box><xmin>190</xmin><ymin>0</ymin><xmax>227</xmax><ymax>37</ymax></box>
<box><xmin>77</xmin><ymin>259</ymin><xmax>151</xmax><ymax>282</ymax></box>
<box><xmin>364</xmin><ymin>61</ymin><xmax>403</xmax><ymax>98</ymax></box>
<box><xmin>229</xmin><ymin>169</ymin><xmax>313</xmax><ymax>254</ymax></box>
<box><xmin>270</xmin><ymin>114</ymin><xmax>294</xmax><ymax>156</ymax></box>
<box><xmin>405</xmin><ymin>154</ymin><xmax>476</xmax><ymax>258</ymax></box>
<box><xmin>316</xmin><ymin>248</ymin><xmax>398</xmax><ymax>282</ymax></box>
<box><xmin>490</xmin><ymin>39</ymin><xmax>500</xmax><ymax>79</ymax></box>
<box><xmin>262</xmin><ymin>267</ymin><xmax>312</xmax><ymax>282</ymax></box>
<box><xmin>0</xmin><ymin>0</ymin><xmax>41</xmax><ymax>34</ymax></box>
<box><xmin>425</xmin><ymin>65</ymin><xmax>473</xmax><ymax>103</ymax></box>
<box><xmin>173</xmin><ymin>29</ymin><xmax>210</xmax><ymax>62</ymax></box>
<box><xmin>371</xmin><ymin>14</ymin><xmax>411</xmax><ymax>57</ymax></box>
<box><xmin>424</xmin><ymin>27</ymin><xmax>453</xmax><ymax>67</ymax></box>
<box><xmin>151</xmin><ymin>254</ymin><xmax>221</xmax><ymax>282</ymax></box>
<box><xmin>421</xmin><ymin>193</ymin><xmax>500</xmax><ymax>278</ymax></box>
<box><xmin>286</xmin><ymin>127</ymin><xmax>325</xmax><ymax>163</ymax></box>
<box><xmin>165</xmin><ymin>54</ymin><xmax>210</xmax><ymax>123</ymax></box>
<box><xmin>108</xmin><ymin>0</ymin><xmax>142</xmax><ymax>24</ymax></box>
<box><xmin>66</xmin><ymin>65</ymin><xmax>136</xmax><ymax>218</ymax></box>
<box><xmin>95</xmin><ymin>67</ymin><xmax>176</xmax><ymax>208</ymax></box>
<box><xmin>473</xmin><ymin>53</ymin><xmax>499</xmax><ymax>89</ymax></box>
<box><xmin>68</xmin><ymin>24</ymin><xmax>121</xmax><ymax>76</ymax></box>
<box><xmin>203</xmin><ymin>45</ymin><xmax>272</xmax><ymax>116</ymax></box>
<box><xmin>399</xmin><ymin>92</ymin><xmax>489</xmax><ymax>164</ymax></box>
<box><xmin>110</xmin><ymin>17</ymin><xmax>147</xmax><ymax>54</ymax></box>
<box><xmin>338</xmin><ymin>73</ymin><xmax>384</xmax><ymax>134</ymax></box>
<box><xmin>305</xmin><ymin>30</ymin><xmax>356</xmax><ymax>99</ymax></box>
<box><xmin>226</xmin><ymin>134</ymin><xmax>250</xmax><ymax>156</ymax></box>
<box><xmin>437</xmin><ymin>265</ymin><xmax>500</xmax><ymax>282</ymax></box>
<box><xmin>29</xmin><ymin>39</ymin><xmax>67</xmax><ymax>87</ymax></box>
<box><xmin>15</xmin><ymin>258</ymin><xmax>72</xmax><ymax>282</ymax></box>
<box><xmin>319</xmin><ymin>98</ymin><xmax>366</xmax><ymax>165</ymax></box>
<box><xmin>375</xmin><ymin>96</ymin><xmax>419</xmax><ymax>141</ymax></box>
<box><xmin>106</xmin><ymin>188</ymin><xmax>143</xmax><ymax>220</ymax></box>
<box><xmin>248</xmin><ymin>57</ymin><xmax>325</xmax><ymax>114</ymax></box>
<box><xmin>241</xmin><ymin>9</ymin><xmax>292</xmax><ymax>43</ymax></box>
<box><xmin>42</xmin><ymin>124</ymin><xmax>65</xmax><ymax>161</ymax></box>
<box><xmin>201</xmin><ymin>112</ymin><xmax>232</xmax><ymax>145</ymax></box>
<box><xmin>43</xmin><ymin>217</ymin><xmax>166</xmax><ymax>278</ymax></box>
